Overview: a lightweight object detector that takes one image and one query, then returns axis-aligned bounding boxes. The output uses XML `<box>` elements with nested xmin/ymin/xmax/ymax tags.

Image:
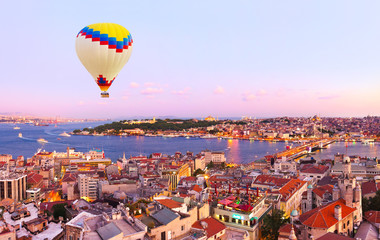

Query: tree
<box><xmin>363</xmin><ymin>190</ymin><xmax>380</xmax><ymax>213</ymax></box>
<box><xmin>261</xmin><ymin>209</ymin><xmax>289</xmax><ymax>240</ymax></box>
<box><xmin>52</xmin><ymin>203</ymin><xmax>67</xmax><ymax>220</ymax></box>
<box><xmin>193</xmin><ymin>168</ymin><xmax>205</xmax><ymax>176</ymax></box>
<box><xmin>220</xmin><ymin>162</ymin><xmax>226</xmax><ymax>170</ymax></box>
<box><xmin>207</xmin><ymin>161</ymin><xmax>214</xmax><ymax>169</ymax></box>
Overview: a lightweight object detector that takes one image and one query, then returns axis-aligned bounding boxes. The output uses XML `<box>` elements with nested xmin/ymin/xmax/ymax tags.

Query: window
<box><xmin>181</xmin><ymin>225</ymin><xmax>184</xmax><ymax>231</ymax></box>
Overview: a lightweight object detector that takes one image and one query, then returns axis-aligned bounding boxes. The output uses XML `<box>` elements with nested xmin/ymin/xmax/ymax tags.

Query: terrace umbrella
<box><xmin>218</xmin><ymin>199</ymin><xmax>233</xmax><ymax>206</ymax></box>
<box><xmin>238</xmin><ymin>204</ymin><xmax>253</xmax><ymax>212</ymax></box>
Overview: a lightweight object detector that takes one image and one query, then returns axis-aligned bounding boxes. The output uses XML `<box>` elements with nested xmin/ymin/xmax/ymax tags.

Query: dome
<box><xmin>308</xmin><ymin>184</ymin><xmax>313</xmax><ymax>189</ymax></box>
<box><xmin>291</xmin><ymin>209</ymin><xmax>299</xmax><ymax>217</ymax></box>
<box><xmin>344</xmin><ymin>156</ymin><xmax>351</xmax><ymax>163</ymax></box>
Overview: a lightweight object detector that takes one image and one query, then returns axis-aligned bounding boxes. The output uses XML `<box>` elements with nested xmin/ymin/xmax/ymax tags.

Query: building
<box><xmin>65</xmin><ymin>206</ymin><xmax>147</xmax><ymax>240</ymax></box>
<box><xmin>299</xmin><ymin>199</ymin><xmax>356</xmax><ymax>239</ymax></box>
<box><xmin>0</xmin><ymin>221</ymin><xmax>16</xmax><ymax>240</ymax></box>
<box><xmin>26</xmin><ymin>172</ymin><xmax>43</xmax><ymax>189</ymax></box>
<box><xmin>145</xmin><ymin>207</ymin><xmax>198</xmax><ymax>240</ymax></box>
<box><xmin>26</xmin><ymin>188</ymin><xmax>41</xmax><ymax>201</ymax></box>
<box><xmin>78</xmin><ymin>174</ymin><xmax>99</xmax><ymax>202</ymax></box>
<box><xmin>191</xmin><ymin>217</ymin><xmax>226</xmax><ymax>240</ymax></box>
<box><xmin>204</xmin><ymin>151</ymin><xmax>226</xmax><ymax>164</ymax></box>
<box><xmin>24</xmin><ymin>218</ymin><xmax>48</xmax><ymax>234</ymax></box>
<box><xmin>212</xmin><ymin>194</ymin><xmax>271</xmax><ymax>240</ymax></box>
<box><xmin>0</xmin><ymin>172</ymin><xmax>27</xmax><ymax>202</ymax></box>
<box><xmin>194</xmin><ymin>156</ymin><xmax>206</xmax><ymax>170</ymax></box>
<box><xmin>70</xmin><ymin>158</ymin><xmax>112</xmax><ymax>169</ymax></box>
<box><xmin>299</xmin><ymin>164</ymin><xmax>330</xmax><ymax>183</ymax></box>
<box><xmin>161</xmin><ymin>163</ymin><xmax>191</xmax><ymax>191</ymax></box>
<box><xmin>273</xmin><ymin>157</ymin><xmax>297</xmax><ymax>174</ymax></box>
<box><xmin>278</xmin><ymin>179</ymin><xmax>308</xmax><ymax>217</ymax></box>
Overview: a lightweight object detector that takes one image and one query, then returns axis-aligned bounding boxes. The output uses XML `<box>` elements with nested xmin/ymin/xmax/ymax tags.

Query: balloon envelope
<box><xmin>76</xmin><ymin>23</ymin><xmax>133</xmax><ymax>94</ymax></box>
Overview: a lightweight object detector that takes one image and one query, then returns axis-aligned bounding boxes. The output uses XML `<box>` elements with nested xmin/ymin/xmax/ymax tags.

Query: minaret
<box><xmin>289</xmin><ymin>225</ymin><xmax>297</xmax><ymax>240</ymax></box>
<box><xmin>346</xmin><ymin>185</ymin><xmax>353</xmax><ymax>207</ymax></box>
<box><xmin>306</xmin><ymin>184</ymin><xmax>313</xmax><ymax>211</ymax></box>
<box><xmin>343</xmin><ymin>156</ymin><xmax>351</xmax><ymax>179</ymax></box>
<box><xmin>333</xmin><ymin>185</ymin><xmax>340</xmax><ymax>201</ymax></box>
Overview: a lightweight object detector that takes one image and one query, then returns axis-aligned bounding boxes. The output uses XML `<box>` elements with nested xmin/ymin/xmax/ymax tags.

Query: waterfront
<box><xmin>0</xmin><ymin>123</ymin><xmax>379</xmax><ymax>163</ymax></box>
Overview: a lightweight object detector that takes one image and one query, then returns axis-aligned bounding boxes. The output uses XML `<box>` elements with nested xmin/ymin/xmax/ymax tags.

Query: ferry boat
<box><xmin>13</xmin><ymin>126</ymin><xmax>20</xmax><ymax>130</ymax></box>
<box><xmin>59</xmin><ymin>132</ymin><xmax>71</xmax><ymax>137</ymax></box>
<box><xmin>18</xmin><ymin>133</ymin><xmax>22</xmax><ymax>138</ymax></box>
<box><xmin>37</xmin><ymin>138</ymin><xmax>48</xmax><ymax>143</ymax></box>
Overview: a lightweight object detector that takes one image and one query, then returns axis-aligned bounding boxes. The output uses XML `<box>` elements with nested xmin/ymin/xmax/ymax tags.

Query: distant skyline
<box><xmin>2</xmin><ymin>1</ymin><xmax>380</xmax><ymax>118</ymax></box>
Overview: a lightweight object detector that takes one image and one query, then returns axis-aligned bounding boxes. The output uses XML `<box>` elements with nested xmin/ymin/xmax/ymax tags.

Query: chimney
<box><xmin>334</xmin><ymin>205</ymin><xmax>342</xmax><ymax>221</ymax></box>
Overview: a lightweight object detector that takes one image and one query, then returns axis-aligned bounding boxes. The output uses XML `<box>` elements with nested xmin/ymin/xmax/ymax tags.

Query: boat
<box><xmin>93</xmin><ymin>133</ymin><xmax>104</xmax><ymax>136</ymax></box>
<box><xmin>200</xmin><ymin>134</ymin><xmax>218</xmax><ymax>139</ymax></box>
<box><xmin>13</xmin><ymin>126</ymin><xmax>20</xmax><ymax>130</ymax></box>
<box><xmin>59</xmin><ymin>132</ymin><xmax>71</xmax><ymax>137</ymax></box>
<box><xmin>57</xmin><ymin>138</ymin><xmax>61</xmax><ymax>140</ymax></box>
<box><xmin>37</xmin><ymin>138</ymin><xmax>48</xmax><ymax>143</ymax></box>
<box><xmin>18</xmin><ymin>133</ymin><xmax>22</xmax><ymax>138</ymax></box>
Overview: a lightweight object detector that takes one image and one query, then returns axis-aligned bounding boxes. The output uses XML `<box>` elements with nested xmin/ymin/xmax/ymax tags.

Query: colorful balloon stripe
<box><xmin>77</xmin><ymin>26</ymin><xmax>133</xmax><ymax>53</ymax></box>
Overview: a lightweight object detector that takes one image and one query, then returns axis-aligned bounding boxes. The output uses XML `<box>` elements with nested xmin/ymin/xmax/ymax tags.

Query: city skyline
<box><xmin>2</xmin><ymin>1</ymin><xmax>380</xmax><ymax>118</ymax></box>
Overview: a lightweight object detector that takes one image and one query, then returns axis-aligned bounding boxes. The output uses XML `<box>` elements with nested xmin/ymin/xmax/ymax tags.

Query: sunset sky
<box><xmin>1</xmin><ymin>1</ymin><xmax>380</xmax><ymax>119</ymax></box>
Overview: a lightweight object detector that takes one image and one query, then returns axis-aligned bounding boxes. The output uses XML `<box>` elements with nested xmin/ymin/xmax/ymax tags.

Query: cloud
<box><xmin>77</xmin><ymin>101</ymin><xmax>85</xmax><ymax>106</ymax></box>
<box><xmin>318</xmin><ymin>95</ymin><xmax>340</xmax><ymax>100</ymax></box>
<box><xmin>214</xmin><ymin>86</ymin><xmax>225</xmax><ymax>95</ymax></box>
<box><xmin>141</xmin><ymin>87</ymin><xmax>163</xmax><ymax>95</ymax></box>
<box><xmin>242</xmin><ymin>92</ymin><xmax>256</xmax><ymax>101</ymax></box>
<box><xmin>144</xmin><ymin>82</ymin><xmax>155</xmax><ymax>87</ymax></box>
<box><xmin>256</xmin><ymin>89</ymin><xmax>267</xmax><ymax>96</ymax></box>
<box><xmin>172</xmin><ymin>87</ymin><xmax>191</xmax><ymax>96</ymax></box>
<box><xmin>130</xmin><ymin>82</ymin><xmax>139</xmax><ymax>88</ymax></box>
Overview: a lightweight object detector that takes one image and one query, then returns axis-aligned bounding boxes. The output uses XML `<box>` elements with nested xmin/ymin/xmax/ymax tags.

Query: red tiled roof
<box><xmin>278</xmin><ymin>223</ymin><xmax>293</xmax><ymax>233</ymax></box>
<box><xmin>191</xmin><ymin>185</ymin><xmax>202</xmax><ymax>193</ymax></box>
<box><xmin>361</xmin><ymin>180</ymin><xmax>380</xmax><ymax>196</ymax></box>
<box><xmin>313</xmin><ymin>185</ymin><xmax>334</xmax><ymax>198</ymax></box>
<box><xmin>253</xmin><ymin>175</ymin><xmax>290</xmax><ymax>188</ymax></box>
<box><xmin>156</xmin><ymin>199</ymin><xmax>183</xmax><ymax>209</ymax></box>
<box><xmin>62</xmin><ymin>173</ymin><xmax>77</xmax><ymax>182</ymax></box>
<box><xmin>27</xmin><ymin>173</ymin><xmax>43</xmax><ymax>185</ymax></box>
<box><xmin>300</xmin><ymin>164</ymin><xmax>329</xmax><ymax>174</ymax></box>
<box><xmin>365</xmin><ymin>210</ymin><xmax>380</xmax><ymax>224</ymax></box>
<box><xmin>279</xmin><ymin>179</ymin><xmax>307</xmax><ymax>201</ymax></box>
<box><xmin>299</xmin><ymin>199</ymin><xmax>356</xmax><ymax>229</ymax></box>
<box><xmin>192</xmin><ymin>217</ymin><xmax>226</xmax><ymax>239</ymax></box>
<box><xmin>181</xmin><ymin>176</ymin><xmax>197</xmax><ymax>182</ymax></box>
<box><xmin>316</xmin><ymin>232</ymin><xmax>354</xmax><ymax>240</ymax></box>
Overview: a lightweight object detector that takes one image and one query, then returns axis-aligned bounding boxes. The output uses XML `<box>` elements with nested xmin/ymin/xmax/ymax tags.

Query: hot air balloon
<box><xmin>76</xmin><ymin>23</ymin><xmax>133</xmax><ymax>98</ymax></box>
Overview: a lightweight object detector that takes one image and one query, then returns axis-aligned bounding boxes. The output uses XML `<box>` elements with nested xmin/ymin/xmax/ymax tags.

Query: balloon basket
<box><xmin>101</xmin><ymin>92</ymin><xmax>109</xmax><ymax>98</ymax></box>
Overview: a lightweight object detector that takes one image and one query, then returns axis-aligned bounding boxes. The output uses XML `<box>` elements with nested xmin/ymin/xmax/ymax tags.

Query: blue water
<box><xmin>0</xmin><ymin>122</ymin><xmax>378</xmax><ymax>163</ymax></box>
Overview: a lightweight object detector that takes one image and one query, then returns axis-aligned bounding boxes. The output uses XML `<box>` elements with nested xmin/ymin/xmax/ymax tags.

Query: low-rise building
<box><xmin>299</xmin><ymin>199</ymin><xmax>356</xmax><ymax>239</ymax></box>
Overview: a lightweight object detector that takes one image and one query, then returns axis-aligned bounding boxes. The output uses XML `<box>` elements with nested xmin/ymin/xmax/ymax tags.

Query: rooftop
<box><xmin>299</xmin><ymin>199</ymin><xmax>356</xmax><ymax>229</ymax></box>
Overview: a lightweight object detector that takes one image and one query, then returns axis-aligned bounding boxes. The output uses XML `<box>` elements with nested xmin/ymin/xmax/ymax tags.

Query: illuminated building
<box><xmin>70</xmin><ymin>158</ymin><xmax>112</xmax><ymax>169</ymax></box>
<box><xmin>204</xmin><ymin>151</ymin><xmax>226</xmax><ymax>164</ymax></box>
<box><xmin>213</xmin><ymin>194</ymin><xmax>271</xmax><ymax>240</ymax></box>
<box><xmin>161</xmin><ymin>163</ymin><xmax>191</xmax><ymax>191</ymax></box>
<box><xmin>0</xmin><ymin>172</ymin><xmax>27</xmax><ymax>202</ymax></box>
<box><xmin>78</xmin><ymin>174</ymin><xmax>99</xmax><ymax>202</ymax></box>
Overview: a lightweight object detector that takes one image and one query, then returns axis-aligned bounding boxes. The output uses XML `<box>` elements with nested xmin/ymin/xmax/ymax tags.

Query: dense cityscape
<box><xmin>0</xmin><ymin>115</ymin><xmax>378</xmax><ymax>240</ymax></box>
